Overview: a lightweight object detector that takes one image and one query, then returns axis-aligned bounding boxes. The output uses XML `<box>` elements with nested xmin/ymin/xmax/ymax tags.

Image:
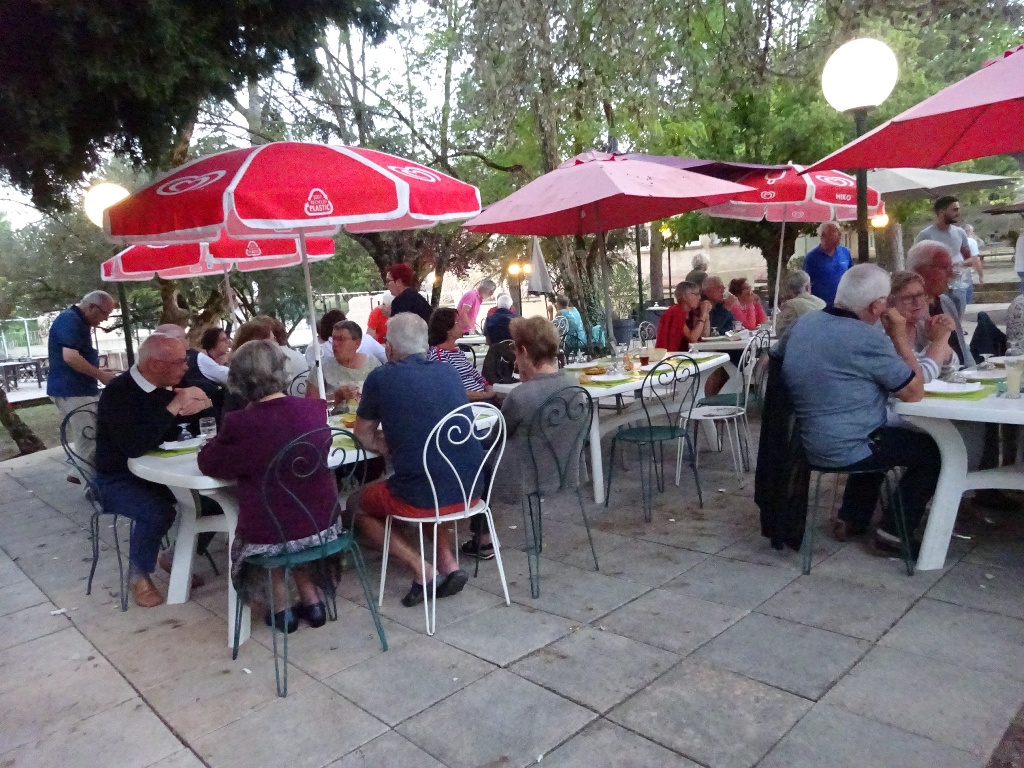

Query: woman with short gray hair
<box><xmin>685</xmin><ymin>253</ymin><xmax>710</xmax><ymax>287</ymax></box>
<box><xmin>776</xmin><ymin>269</ymin><xmax>825</xmax><ymax>336</ymax></box>
<box><xmin>198</xmin><ymin>338</ymin><xmax>341</xmax><ymax>634</ymax></box>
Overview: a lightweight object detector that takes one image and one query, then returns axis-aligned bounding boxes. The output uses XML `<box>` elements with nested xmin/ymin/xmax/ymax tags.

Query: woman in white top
<box><xmin>308</xmin><ymin>320</ymin><xmax>380</xmax><ymax>402</ymax></box>
<box><xmin>197</xmin><ymin>327</ymin><xmax>231</xmax><ymax>385</ymax></box>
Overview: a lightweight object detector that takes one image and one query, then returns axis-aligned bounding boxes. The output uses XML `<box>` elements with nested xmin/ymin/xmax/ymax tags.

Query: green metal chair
<box><xmin>697</xmin><ymin>328</ymin><xmax>771</xmax><ymax>412</ymax></box>
<box><xmin>521</xmin><ymin>386</ymin><xmax>598</xmax><ymax>598</ymax></box>
<box><xmin>60</xmin><ymin>402</ymin><xmax>131</xmax><ymax>612</ymax></box>
<box><xmin>232</xmin><ymin>426</ymin><xmax>387</xmax><ymax>697</ymax></box>
<box><xmin>605</xmin><ymin>354</ymin><xmax>703</xmax><ymax>521</ymax></box>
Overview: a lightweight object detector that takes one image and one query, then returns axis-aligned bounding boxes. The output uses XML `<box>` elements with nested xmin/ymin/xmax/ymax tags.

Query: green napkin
<box><xmin>332</xmin><ymin>435</ymin><xmax>356</xmax><ymax>450</ymax></box>
<box><xmin>923</xmin><ymin>384</ymin><xmax>998</xmax><ymax>401</ymax></box>
<box><xmin>146</xmin><ymin>446</ymin><xmax>200</xmax><ymax>457</ymax></box>
<box><xmin>584</xmin><ymin>377</ymin><xmax>635</xmax><ymax>388</ymax></box>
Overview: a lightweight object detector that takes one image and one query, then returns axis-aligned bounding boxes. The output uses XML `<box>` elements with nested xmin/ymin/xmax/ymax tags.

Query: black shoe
<box><xmin>871</xmin><ymin>531</ymin><xmax>920</xmax><ymax>560</ymax></box>
<box><xmin>401</xmin><ymin>579</ymin><xmax>434</xmax><ymax>608</ymax></box>
<box><xmin>297</xmin><ymin>601</ymin><xmax>327</xmax><ymax>628</ymax></box>
<box><xmin>436</xmin><ymin>569</ymin><xmax>469</xmax><ymax>598</ymax></box>
<box><xmin>264</xmin><ymin>606</ymin><xmax>299</xmax><ymax>633</ymax></box>
<box><xmin>461</xmin><ymin>538</ymin><xmax>495</xmax><ymax>560</ymax></box>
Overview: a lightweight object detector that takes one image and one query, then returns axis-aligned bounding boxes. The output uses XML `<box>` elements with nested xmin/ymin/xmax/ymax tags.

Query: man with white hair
<box><xmin>781</xmin><ymin>264</ymin><xmax>939</xmax><ymax>555</ymax></box>
<box><xmin>906</xmin><ymin>239</ymin><xmax>975</xmax><ymax>368</ymax></box>
<box><xmin>47</xmin><ymin>290</ymin><xmax>117</xmax><ymax>467</ymax></box>
<box><xmin>94</xmin><ymin>334</ymin><xmax>213</xmax><ymax>607</ymax></box>
<box><xmin>484</xmin><ymin>293</ymin><xmax>516</xmax><ymax>344</ymax></box>
<box><xmin>350</xmin><ymin>313</ymin><xmax>481</xmax><ymax>607</ymax></box>
<box><xmin>802</xmin><ymin>222</ymin><xmax>852</xmax><ymax>306</ymax></box>
<box><xmin>776</xmin><ymin>270</ymin><xmax>825</xmax><ymax>336</ymax></box>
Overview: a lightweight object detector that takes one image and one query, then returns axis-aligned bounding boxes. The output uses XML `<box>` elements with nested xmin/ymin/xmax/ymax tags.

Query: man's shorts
<box><xmin>359</xmin><ymin>480</ymin><xmax>475</xmax><ymax>520</ymax></box>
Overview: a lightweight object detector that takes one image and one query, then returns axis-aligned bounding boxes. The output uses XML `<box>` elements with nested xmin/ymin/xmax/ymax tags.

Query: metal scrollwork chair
<box><xmin>60</xmin><ymin>402</ymin><xmax>131</xmax><ymax>611</ymax></box>
<box><xmin>379</xmin><ymin>403</ymin><xmax>510</xmax><ymax>635</ymax></box>
<box><xmin>521</xmin><ymin>386</ymin><xmax>598</xmax><ymax>598</ymax></box>
<box><xmin>457</xmin><ymin>343</ymin><xmax>478</xmax><ymax>369</ymax></box>
<box><xmin>606</xmin><ymin>355</ymin><xmax>703</xmax><ymax>521</ymax></box>
<box><xmin>232</xmin><ymin>426</ymin><xmax>387</xmax><ymax>697</ymax></box>
<box><xmin>288</xmin><ymin>370</ymin><xmax>309</xmax><ymax>397</ymax></box>
<box><xmin>637</xmin><ymin>320</ymin><xmax>656</xmax><ymax>346</ymax></box>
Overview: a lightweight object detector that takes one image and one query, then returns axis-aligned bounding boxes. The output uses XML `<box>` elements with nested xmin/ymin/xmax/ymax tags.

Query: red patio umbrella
<box><xmin>463</xmin><ymin>151</ymin><xmax>752</xmax><ymax>344</ymax></box>
<box><xmin>806</xmin><ymin>45</ymin><xmax>1024</xmax><ymax>171</ymax></box>
<box><xmin>699</xmin><ymin>165</ymin><xmax>884</xmax><ymax>318</ymax></box>
<box><xmin>104</xmin><ymin>141</ymin><xmax>481</xmax><ymax>396</ymax></box>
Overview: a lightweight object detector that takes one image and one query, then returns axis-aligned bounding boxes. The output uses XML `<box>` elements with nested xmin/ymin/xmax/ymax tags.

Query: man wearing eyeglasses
<box><xmin>94</xmin><ymin>334</ymin><xmax>212</xmax><ymax>607</ymax></box>
<box><xmin>47</xmin><ymin>290</ymin><xmax>117</xmax><ymax>467</ymax></box>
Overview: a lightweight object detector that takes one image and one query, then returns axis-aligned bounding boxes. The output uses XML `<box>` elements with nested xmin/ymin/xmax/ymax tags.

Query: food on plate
<box><xmin>582</xmin><ymin>365</ymin><xmax>607</xmax><ymax>375</ymax></box>
<box><xmin>341</xmin><ymin>414</ymin><xmax>357</xmax><ymax>427</ymax></box>
<box><xmin>578</xmin><ymin>374</ymin><xmax>593</xmax><ymax>385</ymax></box>
<box><xmin>622</xmin><ymin>352</ymin><xmax>634</xmax><ymax>372</ymax></box>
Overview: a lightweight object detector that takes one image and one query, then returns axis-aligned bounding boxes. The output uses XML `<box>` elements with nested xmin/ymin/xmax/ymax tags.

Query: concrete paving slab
<box><xmin>436</xmin><ymin>602</ymin><xmax>577</xmax><ymax>667</ymax></box>
<box><xmin>373</xmin><ymin>580</ymin><xmax>505</xmax><ymax>634</ymax></box>
<box><xmin>879</xmin><ymin>598</ymin><xmax>1024</xmax><ymax>682</ymax></box>
<box><xmin>662</xmin><ymin>555</ymin><xmax>799</xmax><ymax>609</ymax></box>
<box><xmin>927</xmin><ymin>560</ymin><xmax>1024</xmax><ymax>620</ymax></box>
<box><xmin>326</xmin><ymin>731</ymin><xmax>446</xmax><ymax>768</ymax></box>
<box><xmin>759</xmin><ymin>573</ymin><xmax>918</xmax><ymax>641</ymax></box>
<box><xmin>716</xmin><ymin>528</ymin><xmax>844</xmax><ymax>569</ymax></box>
<box><xmin>0</xmin><ymin>601</ymin><xmax>72</xmax><ymax>651</ymax></box>
<box><xmin>599</xmin><ymin>588</ymin><xmax>747</xmax><ymax>655</ymax></box>
<box><xmin>511</xmin><ymin>626</ymin><xmax>679</xmax><ymax>713</ymax></box>
<box><xmin>809</xmin><ymin>540</ymin><xmax>947</xmax><ymax>597</ymax></box>
<box><xmin>578</xmin><ymin>538</ymin><xmax>707</xmax><ymax>587</ymax></box>
<box><xmin>324</xmin><ymin>634</ymin><xmax>493</xmax><ymax>726</ymax></box>
<box><xmin>191</xmin><ymin>683</ymin><xmax>387</xmax><ymax>768</ymax></box>
<box><xmin>0</xmin><ymin>577</ymin><xmax>48</xmax><ymax>617</ymax></box>
<box><xmin>963</xmin><ymin>538</ymin><xmax>1024</xmax><ymax>570</ymax></box>
<box><xmin>608</xmin><ymin>659</ymin><xmax>811</xmax><ymax>768</ymax></box>
<box><xmin>397</xmin><ymin>669</ymin><xmax>595</xmax><ymax>768</ymax></box>
<box><xmin>146</xmin><ymin>750</ymin><xmax>207</xmax><ymax>768</ymax></box>
<box><xmin>506</xmin><ymin>559</ymin><xmax>650</xmax><ymax>623</ymax></box>
<box><xmin>823</xmin><ymin>645</ymin><xmax>1024</xmax><ymax>757</ymax></box>
<box><xmin>540</xmin><ymin>719</ymin><xmax>701</xmax><ymax>767</ymax></box>
<box><xmin>758</xmin><ymin>702</ymin><xmax>982</xmax><ymax>768</ymax></box>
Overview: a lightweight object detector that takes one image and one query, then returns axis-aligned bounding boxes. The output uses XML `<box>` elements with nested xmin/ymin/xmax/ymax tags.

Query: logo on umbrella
<box><xmin>388</xmin><ymin>165</ymin><xmax>440</xmax><ymax>183</ymax></box>
<box><xmin>155</xmin><ymin>171</ymin><xmax>227</xmax><ymax>196</ymax></box>
<box><xmin>245</xmin><ymin>241</ymin><xmax>262</xmax><ymax>257</ymax></box>
<box><xmin>761</xmin><ymin>191</ymin><xmax>776</xmax><ymax>200</ymax></box>
<box><xmin>304</xmin><ymin>189</ymin><xmax>334</xmax><ymax>216</ymax></box>
<box><xmin>812</xmin><ymin>174</ymin><xmax>856</xmax><ymax>187</ymax></box>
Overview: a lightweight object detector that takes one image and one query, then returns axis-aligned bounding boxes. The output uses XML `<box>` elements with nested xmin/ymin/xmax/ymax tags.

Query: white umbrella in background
<box><xmin>866</xmin><ymin>168</ymin><xmax>1014</xmax><ymax>203</ymax></box>
<box><xmin>526</xmin><ymin>236</ymin><xmax>553</xmax><ymax>295</ymax></box>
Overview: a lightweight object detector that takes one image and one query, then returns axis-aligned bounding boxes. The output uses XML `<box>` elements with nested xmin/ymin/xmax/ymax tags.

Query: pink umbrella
<box><xmin>104</xmin><ymin>141</ymin><xmax>481</xmax><ymax>395</ymax></box>
<box><xmin>699</xmin><ymin>165</ymin><xmax>884</xmax><ymax>317</ymax></box>
<box><xmin>806</xmin><ymin>45</ymin><xmax>1024</xmax><ymax>171</ymax></box>
<box><xmin>464</xmin><ymin>151</ymin><xmax>752</xmax><ymax>344</ymax></box>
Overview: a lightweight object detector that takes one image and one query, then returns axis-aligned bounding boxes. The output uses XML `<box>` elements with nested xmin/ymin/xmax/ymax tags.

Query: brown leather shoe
<box><xmin>130</xmin><ymin>576</ymin><xmax>165</xmax><ymax>608</ymax></box>
<box><xmin>832</xmin><ymin>520</ymin><xmax>851</xmax><ymax>542</ymax></box>
<box><xmin>158</xmin><ymin>551</ymin><xmax>206</xmax><ymax>589</ymax></box>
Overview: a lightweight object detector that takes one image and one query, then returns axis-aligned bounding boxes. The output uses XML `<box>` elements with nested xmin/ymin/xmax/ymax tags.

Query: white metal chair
<box><xmin>378</xmin><ymin>403</ymin><xmax>511</xmax><ymax>634</ymax></box>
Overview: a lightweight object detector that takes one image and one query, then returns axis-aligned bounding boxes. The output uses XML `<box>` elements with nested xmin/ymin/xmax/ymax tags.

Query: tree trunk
<box><xmin>0</xmin><ymin>389</ymin><xmax>45</xmax><ymax>454</ymax></box>
<box><xmin>650</xmin><ymin>226</ymin><xmax>664</xmax><ymax>302</ymax></box>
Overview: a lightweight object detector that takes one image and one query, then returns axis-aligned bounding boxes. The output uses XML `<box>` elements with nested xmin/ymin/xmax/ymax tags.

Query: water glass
<box><xmin>1004</xmin><ymin>358</ymin><xmax>1024</xmax><ymax>399</ymax></box>
<box><xmin>199</xmin><ymin>417</ymin><xmax>217</xmax><ymax>440</ymax></box>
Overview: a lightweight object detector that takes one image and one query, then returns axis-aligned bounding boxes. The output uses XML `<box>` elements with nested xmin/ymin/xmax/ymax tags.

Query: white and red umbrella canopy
<box><xmin>700</xmin><ymin>165</ymin><xmax>883</xmax><ymax>223</ymax></box>
<box><xmin>103</xmin><ymin>142</ymin><xmax>482</xmax><ymax>243</ymax></box>
<box><xmin>101</xmin><ymin>236</ymin><xmax>335</xmax><ymax>282</ymax></box>
<box><xmin>463</xmin><ymin>152</ymin><xmax>752</xmax><ymax>236</ymax></box>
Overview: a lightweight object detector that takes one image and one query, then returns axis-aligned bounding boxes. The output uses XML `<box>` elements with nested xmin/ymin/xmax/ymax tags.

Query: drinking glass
<box><xmin>1004</xmin><ymin>358</ymin><xmax>1024</xmax><ymax>399</ymax></box>
<box><xmin>199</xmin><ymin>417</ymin><xmax>217</xmax><ymax>440</ymax></box>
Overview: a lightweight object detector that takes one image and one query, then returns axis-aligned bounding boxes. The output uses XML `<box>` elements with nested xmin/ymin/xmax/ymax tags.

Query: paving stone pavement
<box><xmin>1</xmin><ymin>429</ymin><xmax>1023</xmax><ymax>768</ymax></box>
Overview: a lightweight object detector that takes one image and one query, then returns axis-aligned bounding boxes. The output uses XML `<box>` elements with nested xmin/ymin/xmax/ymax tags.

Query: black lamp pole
<box><xmin>854</xmin><ymin>107</ymin><xmax>870</xmax><ymax>263</ymax></box>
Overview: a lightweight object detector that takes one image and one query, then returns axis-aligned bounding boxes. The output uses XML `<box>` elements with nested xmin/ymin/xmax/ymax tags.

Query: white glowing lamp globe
<box><xmin>84</xmin><ymin>183</ymin><xmax>130</xmax><ymax>228</ymax></box>
<box><xmin>821</xmin><ymin>39</ymin><xmax>899</xmax><ymax>113</ymax></box>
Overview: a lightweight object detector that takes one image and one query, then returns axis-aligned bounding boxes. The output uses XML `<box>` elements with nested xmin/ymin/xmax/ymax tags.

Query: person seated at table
<box><xmin>195</xmin><ymin>327</ymin><xmax>231</xmax><ymax>386</ymax></box>
<box><xmin>387</xmin><ymin>262</ymin><xmax>433</xmax><ymax>323</ymax></box>
<box><xmin>776</xmin><ymin>271</ymin><xmax>825</xmax><ymax>337</ymax></box>
<box><xmin>728</xmin><ymin>278</ymin><xmax>767</xmax><ymax>331</ymax></box>
<box><xmin>781</xmin><ymin>263</ymin><xmax>939</xmax><ymax>555</ymax></box>
<box><xmin>428</xmin><ymin>308</ymin><xmax>495</xmax><ymax>402</ymax></box>
<box><xmin>701</xmin><ymin>276</ymin><xmax>739</xmax><ymax>337</ymax></box>
<box><xmin>655</xmin><ymin>281</ymin><xmax>709</xmax><ymax>352</ymax></box>
<box><xmin>484</xmin><ymin>293</ymin><xmax>516</xmax><ymax>345</ymax></box>
<box><xmin>304</xmin><ymin>309</ymin><xmax>346</xmax><ymax>368</ymax></box>
<box><xmin>306</xmin><ymin>320</ymin><xmax>381</xmax><ymax>402</ymax></box>
<box><xmin>555</xmin><ymin>294</ymin><xmax>586</xmax><ymax>351</ymax></box>
<box><xmin>255</xmin><ymin>315</ymin><xmax>308</xmax><ymax>383</ymax></box>
<box><xmin>907</xmin><ymin>240</ymin><xmax>975</xmax><ymax>368</ymax></box>
<box><xmin>462</xmin><ymin>316</ymin><xmax>575</xmax><ymax>560</ymax></box>
<box><xmin>94</xmin><ymin>334</ymin><xmax>213</xmax><ymax>607</ymax></box>
<box><xmin>888</xmin><ymin>271</ymin><xmax>956</xmax><ymax>382</ymax></box>
<box><xmin>349</xmin><ymin>313</ymin><xmax>478</xmax><ymax>606</ymax></box>
<box><xmin>457</xmin><ymin>279</ymin><xmax>497</xmax><ymax>334</ymax></box>
<box><xmin>198</xmin><ymin>339</ymin><xmax>338</xmax><ymax>633</ymax></box>
<box><xmin>366</xmin><ymin>292</ymin><xmax>393</xmax><ymax>343</ymax></box>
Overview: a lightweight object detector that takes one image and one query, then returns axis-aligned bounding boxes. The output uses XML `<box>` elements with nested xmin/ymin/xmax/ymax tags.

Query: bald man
<box><xmin>94</xmin><ymin>334</ymin><xmax>212</xmax><ymax>607</ymax></box>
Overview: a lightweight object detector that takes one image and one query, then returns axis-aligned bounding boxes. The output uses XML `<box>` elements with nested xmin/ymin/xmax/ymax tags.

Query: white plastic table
<box><xmin>460</xmin><ymin>334</ymin><xmax>487</xmax><ymax>346</ymax></box>
<box><xmin>891</xmin><ymin>393</ymin><xmax>1024</xmax><ymax>570</ymax></box>
<box><xmin>494</xmin><ymin>353</ymin><xmax>729</xmax><ymax>504</ymax></box>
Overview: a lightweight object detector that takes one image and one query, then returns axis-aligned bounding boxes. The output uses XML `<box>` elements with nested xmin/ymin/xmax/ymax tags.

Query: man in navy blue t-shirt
<box><xmin>352</xmin><ymin>313</ymin><xmax>484</xmax><ymax>608</ymax></box>
<box><xmin>803</xmin><ymin>222</ymin><xmax>852</xmax><ymax>306</ymax></box>
<box><xmin>47</xmin><ymin>290</ymin><xmax>117</xmax><ymax>466</ymax></box>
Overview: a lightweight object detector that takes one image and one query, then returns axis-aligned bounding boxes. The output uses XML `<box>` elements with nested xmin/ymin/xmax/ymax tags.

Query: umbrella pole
<box><xmin>298</xmin><ymin>232</ymin><xmax>326</xmax><ymax>400</ymax></box>
<box><xmin>592</xmin><ymin>204</ymin><xmax>617</xmax><ymax>350</ymax></box>
<box><xmin>773</xmin><ymin>217</ymin><xmax>787</xmax><ymax>332</ymax></box>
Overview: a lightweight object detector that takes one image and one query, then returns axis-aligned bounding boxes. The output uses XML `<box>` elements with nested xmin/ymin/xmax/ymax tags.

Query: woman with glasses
<box><xmin>888</xmin><ymin>270</ymin><xmax>955</xmax><ymax>382</ymax></box>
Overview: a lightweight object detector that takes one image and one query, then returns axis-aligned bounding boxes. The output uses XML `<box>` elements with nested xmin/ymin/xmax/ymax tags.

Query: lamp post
<box><xmin>507</xmin><ymin>260</ymin><xmax>531</xmax><ymax>314</ymax></box>
<box><xmin>821</xmin><ymin>38</ymin><xmax>898</xmax><ymax>263</ymax></box>
<box><xmin>83</xmin><ymin>183</ymin><xmax>136</xmax><ymax>365</ymax></box>
<box><xmin>660</xmin><ymin>226</ymin><xmax>675</xmax><ymax>297</ymax></box>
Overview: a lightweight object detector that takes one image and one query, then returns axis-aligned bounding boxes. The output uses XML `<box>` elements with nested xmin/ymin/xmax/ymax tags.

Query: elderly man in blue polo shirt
<box><xmin>781</xmin><ymin>264</ymin><xmax>940</xmax><ymax>556</ymax></box>
<box><xmin>47</xmin><ymin>290</ymin><xmax>117</xmax><ymax>467</ymax></box>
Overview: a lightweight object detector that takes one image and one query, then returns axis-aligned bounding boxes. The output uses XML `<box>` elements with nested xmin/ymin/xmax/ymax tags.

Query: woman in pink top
<box><xmin>728</xmin><ymin>277</ymin><xmax>767</xmax><ymax>330</ymax></box>
<box><xmin>456</xmin><ymin>279</ymin><xmax>496</xmax><ymax>333</ymax></box>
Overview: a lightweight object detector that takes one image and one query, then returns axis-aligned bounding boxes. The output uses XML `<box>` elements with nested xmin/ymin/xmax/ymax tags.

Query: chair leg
<box><xmin>575</xmin><ymin>489</ymin><xmax>599</xmax><ymax>573</ymax></box>
<box><xmin>604</xmin><ymin>438</ymin><xmax>618</xmax><ymax>507</ymax></box>
<box><xmin>351</xmin><ymin>543</ymin><xmax>388</xmax><ymax>651</ymax></box>
<box><xmin>484</xmin><ymin>509</ymin><xmax>511</xmax><ymax>606</ymax></box>
<box><xmin>86</xmin><ymin>512</ymin><xmax>100</xmax><ymax>596</ymax></box>
<box><xmin>639</xmin><ymin>442</ymin><xmax>653</xmax><ymax>522</ymax></box>
<box><xmin>801</xmin><ymin>472</ymin><xmax>824</xmax><ymax>575</ymax></box>
<box><xmin>684</xmin><ymin>432</ymin><xmax>704</xmax><ymax>508</ymax></box>
<box><xmin>428</xmin><ymin>523</ymin><xmax>439</xmax><ymax>636</ymax></box>
<box><xmin>266</xmin><ymin>569</ymin><xmax>287</xmax><ymax>697</ymax></box>
<box><xmin>115</xmin><ymin>517</ymin><xmax>132</xmax><ymax>612</ymax></box>
<box><xmin>378</xmin><ymin>516</ymin><xmax>393</xmax><ymax>607</ymax></box>
<box><xmin>883</xmin><ymin>472</ymin><xmax>915</xmax><ymax>577</ymax></box>
<box><xmin>522</xmin><ymin>493</ymin><xmax>542</xmax><ymax>599</ymax></box>
<box><xmin>231</xmin><ymin>580</ymin><xmax>245</xmax><ymax>660</ymax></box>
<box><xmin>655</xmin><ymin>442</ymin><xmax>666</xmax><ymax>493</ymax></box>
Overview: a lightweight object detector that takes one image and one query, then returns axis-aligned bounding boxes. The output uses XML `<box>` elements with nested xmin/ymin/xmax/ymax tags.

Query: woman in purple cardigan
<box><xmin>198</xmin><ymin>339</ymin><xmax>339</xmax><ymax>634</ymax></box>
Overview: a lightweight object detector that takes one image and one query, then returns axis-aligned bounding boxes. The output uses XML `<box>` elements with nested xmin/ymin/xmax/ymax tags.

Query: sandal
<box><xmin>461</xmin><ymin>538</ymin><xmax>495</xmax><ymax>560</ymax></box>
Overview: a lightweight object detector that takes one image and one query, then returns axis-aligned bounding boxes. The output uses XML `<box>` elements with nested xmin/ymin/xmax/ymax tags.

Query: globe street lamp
<box><xmin>822</xmin><ymin>38</ymin><xmax>898</xmax><ymax>262</ymax></box>
<box><xmin>83</xmin><ymin>183</ymin><xmax>135</xmax><ymax>364</ymax></box>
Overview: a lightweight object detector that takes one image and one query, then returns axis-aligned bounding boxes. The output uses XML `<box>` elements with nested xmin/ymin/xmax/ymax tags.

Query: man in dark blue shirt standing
<box><xmin>802</xmin><ymin>222</ymin><xmax>853</xmax><ymax>307</ymax></box>
<box><xmin>47</xmin><ymin>290</ymin><xmax>117</xmax><ymax>466</ymax></box>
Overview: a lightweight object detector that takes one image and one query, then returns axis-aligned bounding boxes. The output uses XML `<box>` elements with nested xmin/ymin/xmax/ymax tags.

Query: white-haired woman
<box><xmin>685</xmin><ymin>253</ymin><xmax>710</xmax><ymax>288</ymax></box>
<box><xmin>776</xmin><ymin>270</ymin><xmax>825</xmax><ymax>336</ymax></box>
<box><xmin>456</xmin><ymin>278</ymin><xmax>497</xmax><ymax>334</ymax></box>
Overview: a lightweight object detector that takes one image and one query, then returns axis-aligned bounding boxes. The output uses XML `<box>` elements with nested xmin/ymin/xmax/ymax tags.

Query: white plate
<box><xmin>963</xmin><ymin>368</ymin><xmax>1007</xmax><ymax>381</ymax></box>
<box><xmin>564</xmin><ymin>361</ymin><xmax>596</xmax><ymax>370</ymax></box>
<box><xmin>158</xmin><ymin>437</ymin><xmax>204</xmax><ymax>450</ymax></box>
<box><xmin>923</xmin><ymin>381</ymin><xmax>983</xmax><ymax>394</ymax></box>
<box><xmin>984</xmin><ymin>356</ymin><xmax>1024</xmax><ymax>366</ymax></box>
<box><xmin>589</xmin><ymin>374</ymin><xmax>633</xmax><ymax>383</ymax></box>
